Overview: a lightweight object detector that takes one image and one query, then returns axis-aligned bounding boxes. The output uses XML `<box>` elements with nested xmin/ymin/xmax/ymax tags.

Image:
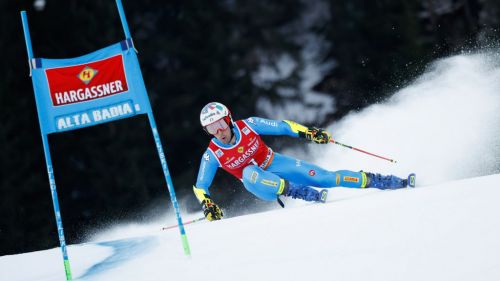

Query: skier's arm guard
<box><xmin>283</xmin><ymin>120</ymin><xmax>332</xmax><ymax>144</ymax></box>
<box><xmin>193</xmin><ymin>185</ymin><xmax>209</xmax><ymax>203</ymax></box>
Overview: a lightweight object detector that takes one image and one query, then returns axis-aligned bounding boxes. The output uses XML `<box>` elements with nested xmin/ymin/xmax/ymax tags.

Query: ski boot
<box><xmin>282</xmin><ymin>181</ymin><xmax>328</xmax><ymax>203</ymax></box>
<box><xmin>364</xmin><ymin>172</ymin><xmax>408</xmax><ymax>190</ymax></box>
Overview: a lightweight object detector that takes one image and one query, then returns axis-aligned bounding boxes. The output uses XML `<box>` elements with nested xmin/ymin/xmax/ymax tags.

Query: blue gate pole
<box><xmin>20</xmin><ymin>11</ymin><xmax>73</xmax><ymax>280</ymax></box>
<box><xmin>116</xmin><ymin>0</ymin><xmax>132</xmax><ymax>38</ymax></box>
<box><xmin>41</xmin><ymin>134</ymin><xmax>73</xmax><ymax>280</ymax></box>
<box><xmin>147</xmin><ymin>113</ymin><xmax>192</xmax><ymax>256</ymax></box>
<box><xmin>115</xmin><ymin>0</ymin><xmax>192</xmax><ymax>256</ymax></box>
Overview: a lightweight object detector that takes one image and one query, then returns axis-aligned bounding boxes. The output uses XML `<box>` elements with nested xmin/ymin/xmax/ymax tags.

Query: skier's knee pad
<box><xmin>242</xmin><ymin>165</ymin><xmax>286</xmax><ymax>201</ymax></box>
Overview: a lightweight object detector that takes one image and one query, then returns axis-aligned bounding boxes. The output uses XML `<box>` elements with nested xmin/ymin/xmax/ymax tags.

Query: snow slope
<box><xmin>1</xmin><ymin>52</ymin><xmax>500</xmax><ymax>280</ymax></box>
<box><xmin>2</xmin><ymin>174</ymin><xmax>500</xmax><ymax>281</ymax></box>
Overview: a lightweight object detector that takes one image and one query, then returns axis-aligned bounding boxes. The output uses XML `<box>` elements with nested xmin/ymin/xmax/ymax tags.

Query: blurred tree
<box><xmin>0</xmin><ymin>0</ymin><xmax>303</xmax><ymax>254</ymax></box>
<box><xmin>318</xmin><ymin>0</ymin><xmax>426</xmax><ymax>119</ymax></box>
<box><xmin>317</xmin><ymin>0</ymin><xmax>492</xmax><ymax>120</ymax></box>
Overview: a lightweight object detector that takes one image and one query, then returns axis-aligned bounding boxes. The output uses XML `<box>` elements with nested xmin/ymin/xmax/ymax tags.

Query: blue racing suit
<box><xmin>194</xmin><ymin>117</ymin><xmax>367</xmax><ymax>202</ymax></box>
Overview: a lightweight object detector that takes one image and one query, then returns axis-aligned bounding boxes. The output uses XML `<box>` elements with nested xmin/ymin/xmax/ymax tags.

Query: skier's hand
<box><xmin>301</xmin><ymin>127</ymin><xmax>332</xmax><ymax>144</ymax></box>
<box><xmin>202</xmin><ymin>198</ymin><xmax>223</xmax><ymax>221</ymax></box>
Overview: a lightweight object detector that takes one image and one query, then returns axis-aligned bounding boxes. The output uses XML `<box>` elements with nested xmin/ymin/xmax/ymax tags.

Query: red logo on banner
<box><xmin>45</xmin><ymin>55</ymin><xmax>128</xmax><ymax>106</ymax></box>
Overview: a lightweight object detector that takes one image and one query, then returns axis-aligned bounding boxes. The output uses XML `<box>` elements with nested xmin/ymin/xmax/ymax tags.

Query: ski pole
<box><xmin>329</xmin><ymin>140</ymin><xmax>397</xmax><ymax>163</ymax></box>
<box><xmin>162</xmin><ymin>217</ymin><xmax>206</xmax><ymax>231</ymax></box>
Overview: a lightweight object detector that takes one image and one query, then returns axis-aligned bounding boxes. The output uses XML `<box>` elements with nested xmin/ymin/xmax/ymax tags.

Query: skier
<box><xmin>193</xmin><ymin>102</ymin><xmax>413</xmax><ymax>221</ymax></box>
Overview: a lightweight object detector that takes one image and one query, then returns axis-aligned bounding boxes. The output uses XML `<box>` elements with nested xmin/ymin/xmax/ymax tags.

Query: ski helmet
<box><xmin>200</xmin><ymin>102</ymin><xmax>234</xmax><ymax>133</ymax></box>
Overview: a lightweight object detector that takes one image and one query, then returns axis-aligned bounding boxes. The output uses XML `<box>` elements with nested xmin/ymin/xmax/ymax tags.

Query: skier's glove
<box><xmin>202</xmin><ymin>198</ymin><xmax>223</xmax><ymax>221</ymax></box>
<box><xmin>300</xmin><ymin>127</ymin><xmax>332</xmax><ymax>144</ymax></box>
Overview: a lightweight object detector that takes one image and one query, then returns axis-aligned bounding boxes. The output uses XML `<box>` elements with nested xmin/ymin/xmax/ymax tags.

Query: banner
<box><xmin>21</xmin><ymin>3</ymin><xmax>191</xmax><ymax>279</ymax></box>
<box><xmin>30</xmin><ymin>39</ymin><xmax>152</xmax><ymax>134</ymax></box>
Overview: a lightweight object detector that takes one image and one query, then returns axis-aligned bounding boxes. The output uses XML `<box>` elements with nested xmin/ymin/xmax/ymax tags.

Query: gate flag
<box><xmin>31</xmin><ymin>40</ymin><xmax>152</xmax><ymax>134</ymax></box>
<box><xmin>21</xmin><ymin>1</ymin><xmax>191</xmax><ymax>280</ymax></box>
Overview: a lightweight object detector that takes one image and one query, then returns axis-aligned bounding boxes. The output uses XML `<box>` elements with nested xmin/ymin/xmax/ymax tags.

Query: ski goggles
<box><xmin>204</xmin><ymin>118</ymin><xmax>229</xmax><ymax>135</ymax></box>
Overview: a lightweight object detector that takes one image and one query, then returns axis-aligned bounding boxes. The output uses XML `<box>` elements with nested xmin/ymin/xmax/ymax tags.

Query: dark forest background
<box><xmin>1</xmin><ymin>0</ymin><xmax>499</xmax><ymax>255</ymax></box>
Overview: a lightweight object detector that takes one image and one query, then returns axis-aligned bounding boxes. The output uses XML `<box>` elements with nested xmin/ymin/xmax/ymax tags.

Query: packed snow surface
<box><xmin>2</xmin><ymin>174</ymin><xmax>500</xmax><ymax>281</ymax></box>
